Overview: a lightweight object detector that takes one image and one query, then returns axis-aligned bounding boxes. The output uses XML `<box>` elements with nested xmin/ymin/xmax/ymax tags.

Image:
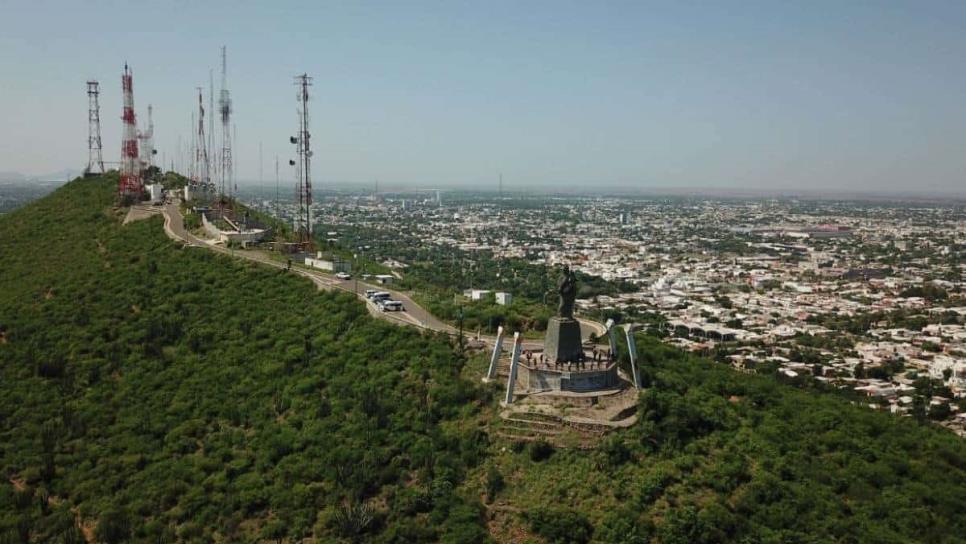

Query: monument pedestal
<box><xmin>543</xmin><ymin>317</ymin><xmax>583</xmax><ymax>363</ymax></box>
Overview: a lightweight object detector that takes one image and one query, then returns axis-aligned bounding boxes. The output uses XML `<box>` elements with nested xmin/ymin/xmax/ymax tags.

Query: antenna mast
<box><xmin>118</xmin><ymin>64</ymin><xmax>142</xmax><ymax>199</ymax></box>
<box><xmin>138</xmin><ymin>104</ymin><xmax>155</xmax><ymax>175</ymax></box>
<box><xmin>86</xmin><ymin>80</ymin><xmax>105</xmax><ymax>175</ymax></box>
<box><xmin>274</xmin><ymin>155</ymin><xmax>280</xmax><ymax>220</ymax></box>
<box><xmin>209</xmin><ymin>69</ymin><xmax>216</xmax><ymax>189</ymax></box>
<box><xmin>292</xmin><ymin>73</ymin><xmax>313</xmax><ymax>242</ymax></box>
<box><xmin>219</xmin><ymin>46</ymin><xmax>233</xmax><ymax>208</ymax></box>
<box><xmin>195</xmin><ymin>88</ymin><xmax>210</xmax><ymax>186</ymax></box>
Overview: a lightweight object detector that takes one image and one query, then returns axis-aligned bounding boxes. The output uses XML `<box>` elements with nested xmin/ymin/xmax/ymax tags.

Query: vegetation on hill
<box><xmin>477</xmin><ymin>334</ymin><xmax>966</xmax><ymax>543</ymax></box>
<box><xmin>0</xmin><ymin>175</ymin><xmax>490</xmax><ymax>542</ymax></box>
<box><xmin>159</xmin><ymin>170</ymin><xmax>189</xmax><ymax>191</ymax></box>
<box><xmin>0</xmin><ymin>175</ymin><xmax>963</xmax><ymax>542</ymax></box>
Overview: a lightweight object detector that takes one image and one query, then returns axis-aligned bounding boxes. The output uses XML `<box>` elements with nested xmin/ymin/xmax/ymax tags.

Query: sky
<box><xmin>1</xmin><ymin>0</ymin><xmax>965</xmax><ymax>194</ymax></box>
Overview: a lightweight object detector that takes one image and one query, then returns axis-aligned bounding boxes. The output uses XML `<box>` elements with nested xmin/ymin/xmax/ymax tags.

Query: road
<box><xmin>160</xmin><ymin>200</ymin><xmax>606</xmax><ymax>349</ymax></box>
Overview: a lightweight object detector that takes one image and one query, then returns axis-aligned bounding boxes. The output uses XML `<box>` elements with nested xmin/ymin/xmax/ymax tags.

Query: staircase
<box><xmin>495</xmin><ymin>409</ymin><xmax>608</xmax><ymax>449</ymax></box>
<box><xmin>496</xmin><ymin>410</ymin><xmax>564</xmax><ymax>442</ymax></box>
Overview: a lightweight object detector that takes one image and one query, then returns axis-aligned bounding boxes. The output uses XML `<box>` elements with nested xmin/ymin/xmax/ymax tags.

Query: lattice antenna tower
<box><xmin>196</xmin><ymin>88</ymin><xmax>211</xmax><ymax>186</ymax></box>
<box><xmin>209</xmin><ymin>69</ymin><xmax>216</xmax><ymax>189</ymax></box>
<box><xmin>86</xmin><ymin>80</ymin><xmax>105</xmax><ymax>175</ymax></box>
<box><xmin>118</xmin><ymin>64</ymin><xmax>142</xmax><ymax>198</ymax></box>
<box><xmin>293</xmin><ymin>73</ymin><xmax>313</xmax><ymax>240</ymax></box>
<box><xmin>219</xmin><ymin>46</ymin><xmax>233</xmax><ymax>205</ymax></box>
<box><xmin>139</xmin><ymin>104</ymin><xmax>155</xmax><ymax>173</ymax></box>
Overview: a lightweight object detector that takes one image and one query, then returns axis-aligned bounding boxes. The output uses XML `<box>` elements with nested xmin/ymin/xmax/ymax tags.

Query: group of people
<box><xmin>522</xmin><ymin>347</ymin><xmax>612</xmax><ymax>371</ymax></box>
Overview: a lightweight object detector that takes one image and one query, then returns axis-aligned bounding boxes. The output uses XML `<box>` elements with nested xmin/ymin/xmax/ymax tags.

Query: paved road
<box><xmin>160</xmin><ymin>200</ymin><xmax>605</xmax><ymax>349</ymax></box>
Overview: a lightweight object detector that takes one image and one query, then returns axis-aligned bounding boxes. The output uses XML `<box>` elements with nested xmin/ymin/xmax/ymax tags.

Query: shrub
<box><xmin>526</xmin><ymin>507</ymin><xmax>594</xmax><ymax>544</ymax></box>
<box><xmin>528</xmin><ymin>440</ymin><xmax>555</xmax><ymax>462</ymax></box>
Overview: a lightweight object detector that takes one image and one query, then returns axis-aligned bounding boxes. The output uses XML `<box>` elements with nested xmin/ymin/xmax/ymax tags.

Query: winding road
<box><xmin>160</xmin><ymin>199</ymin><xmax>606</xmax><ymax>349</ymax></box>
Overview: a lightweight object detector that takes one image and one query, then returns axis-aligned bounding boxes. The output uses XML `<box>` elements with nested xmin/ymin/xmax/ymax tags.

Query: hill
<box><xmin>0</xmin><ymin>175</ymin><xmax>490</xmax><ymax>542</ymax></box>
<box><xmin>0</xmin><ymin>175</ymin><xmax>964</xmax><ymax>543</ymax></box>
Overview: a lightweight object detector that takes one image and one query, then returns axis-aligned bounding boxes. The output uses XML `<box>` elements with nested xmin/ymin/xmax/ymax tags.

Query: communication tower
<box><xmin>86</xmin><ymin>80</ymin><xmax>105</xmax><ymax>175</ymax></box>
<box><xmin>118</xmin><ymin>64</ymin><xmax>142</xmax><ymax>199</ymax></box>
<box><xmin>219</xmin><ymin>46</ymin><xmax>233</xmax><ymax>205</ymax></box>
<box><xmin>138</xmin><ymin>104</ymin><xmax>155</xmax><ymax>173</ymax></box>
<box><xmin>195</xmin><ymin>88</ymin><xmax>211</xmax><ymax>186</ymax></box>
<box><xmin>291</xmin><ymin>73</ymin><xmax>313</xmax><ymax>241</ymax></box>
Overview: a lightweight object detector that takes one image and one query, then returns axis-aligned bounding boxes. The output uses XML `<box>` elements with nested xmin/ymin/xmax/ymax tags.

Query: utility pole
<box><xmin>274</xmin><ymin>155</ymin><xmax>280</xmax><ymax>221</ymax></box>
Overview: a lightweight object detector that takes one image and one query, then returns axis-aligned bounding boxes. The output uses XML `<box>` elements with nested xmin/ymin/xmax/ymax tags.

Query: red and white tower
<box><xmin>119</xmin><ymin>64</ymin><xmax>142</xmax><ymax>199</ymax></box>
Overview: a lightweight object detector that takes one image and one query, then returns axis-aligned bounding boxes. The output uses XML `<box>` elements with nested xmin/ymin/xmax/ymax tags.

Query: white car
<box><xmin>379</xmin><ymin>300</ymin><xmax>404</xmax><ymax>312</ymax></box>
<box><xmin>336</xmin><ymin>272</ymin><xmax>351</xmax><ymax>280</ymax></box>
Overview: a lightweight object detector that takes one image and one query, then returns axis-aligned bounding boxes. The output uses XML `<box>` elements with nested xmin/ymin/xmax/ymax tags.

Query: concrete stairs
<box><xmin>495</xmin><ymin>410</ymin><xmax>564</xmax><ymax>443</ymax></box>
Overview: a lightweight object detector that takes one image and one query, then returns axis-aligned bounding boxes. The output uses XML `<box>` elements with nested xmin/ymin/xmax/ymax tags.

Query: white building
<box><xmin>463</xmin><ymin>289</ymin><xmax>491</xmax><ymax>301</ymax></box>
<box><xmin>305</xmin><ymin>253</ymin><xmax>351</xmax><ymax>273</ymax></box>
<box><xmin>374</xmin><ymin>274</ymin><xmax>395</xmax><ymax>285</ymax></box>
<box><xmin>146</xmin><ymin>183</ymin><xmax>163</xmax><ymax>203</ymax></box>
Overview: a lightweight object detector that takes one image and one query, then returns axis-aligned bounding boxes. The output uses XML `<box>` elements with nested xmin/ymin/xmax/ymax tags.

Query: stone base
<box><xmin>543</xmin><ymin>317</ymin><xmax>583</xmax><ymax>363</ymax></box>
<box><xmin>522</xmin><ymin>363</ymin><xmax>620</xmax><ymax>393</ymax></box>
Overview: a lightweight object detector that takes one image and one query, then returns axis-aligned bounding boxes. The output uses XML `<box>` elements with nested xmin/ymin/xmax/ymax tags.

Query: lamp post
<box><xmin>353</xmin><ymin>252</ymin><xmax>359</xmax><ymax>296</ymax></box>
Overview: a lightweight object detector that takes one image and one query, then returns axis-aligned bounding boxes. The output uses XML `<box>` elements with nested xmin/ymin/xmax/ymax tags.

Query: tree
<box><xmin>259</xmin><ymin>520</ymin><xmax>286</xmax><ymax>544</ymax></box>
<box><xmin>94</xmin><ymin>508</ymin><xmax>130</xmax><ymax>544</ymax></box>
<box><xmin>929</xmin><ymin>402</ymin><xmax>952</xmax><ymax>421</ymax></box>
<box><xmin>527</xmin><ymin>508</ymin><xmax>594</xmax><ymax>544</ymax></box>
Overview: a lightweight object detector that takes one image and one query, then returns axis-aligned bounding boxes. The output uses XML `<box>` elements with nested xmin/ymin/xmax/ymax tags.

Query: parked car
<box><xmin>379</xmin><ymin>300</ymin><xmax>404</xmax><ymax>312</ymax></box>
<box><xmin>370</xmin><ymin>291</ymin><xmax>391</xmax><ymax>301</ymax></box>
<box><xmin>336</xmin><ymin>272</ymin><xmax>351</xmax><ymax>280</ymax></box>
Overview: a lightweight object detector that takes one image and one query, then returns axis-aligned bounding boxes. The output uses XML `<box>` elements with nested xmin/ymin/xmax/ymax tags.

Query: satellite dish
<box><xmin>289</xmin><ymin>159</ymin><xmax>295</xmax><ymax>166</ymax></box>
<box><xmin>289</xmin><ymin>136</ymin><xmax>297</xmax><ymax>144</ymax></box>
<box><xmin>306</xmin><ymin>151</ymin><xmax>313</xmax><ymax>158</ymax></box>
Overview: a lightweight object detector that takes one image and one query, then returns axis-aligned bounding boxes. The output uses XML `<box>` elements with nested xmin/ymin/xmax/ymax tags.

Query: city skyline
<box><xmin>2</xmin><ymin>1</ymin><xmax>966</xmax><ymax>195</ymax></box>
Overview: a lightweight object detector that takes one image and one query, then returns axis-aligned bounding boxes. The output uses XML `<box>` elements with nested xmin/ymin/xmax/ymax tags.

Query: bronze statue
<box><xmin>557</xmin><ymin>265</ymin><xmax>577</xmax><ymax>319</ymax></box>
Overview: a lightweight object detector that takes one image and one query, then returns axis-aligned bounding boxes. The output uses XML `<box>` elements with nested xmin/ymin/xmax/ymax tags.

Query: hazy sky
<box><xmin>2</xmin><ymin>1</ymin><xmax>965</xmax><ymax>194</ymax></box>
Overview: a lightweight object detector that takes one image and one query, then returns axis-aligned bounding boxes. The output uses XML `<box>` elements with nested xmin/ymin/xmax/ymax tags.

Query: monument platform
<box><xmin>490</xmin><ymin>266</ymin><xmax>641</xmax><ymax>447</ymax></box>
<box><xmin>519</xmin><ymin>360</ymin><xmax>620</xmax><ymax>393</ymax></box>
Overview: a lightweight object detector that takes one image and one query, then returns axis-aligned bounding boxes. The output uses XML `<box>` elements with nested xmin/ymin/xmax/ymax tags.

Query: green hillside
<box><xmin>0</xmin><ymin>175</ymin><xmax>490</xmax><ymax>542</ymax></box>
<box><xmin>0</xmin><ymin>175</ymin><xmax>964</xmax><ymax>543</ymax></box>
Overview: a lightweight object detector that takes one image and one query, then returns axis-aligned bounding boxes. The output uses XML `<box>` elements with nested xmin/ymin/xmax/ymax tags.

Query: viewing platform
<box><xmin>484</xmin><ymin>267</ymin><xmax>643</xmax><ymax>446</ymax></box>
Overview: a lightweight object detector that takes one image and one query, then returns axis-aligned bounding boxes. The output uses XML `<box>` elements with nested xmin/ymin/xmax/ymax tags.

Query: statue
<box><xmin>557</xmin><ymin>265</ymin><xmax>577</xmax><ymax>319</ymax></box>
